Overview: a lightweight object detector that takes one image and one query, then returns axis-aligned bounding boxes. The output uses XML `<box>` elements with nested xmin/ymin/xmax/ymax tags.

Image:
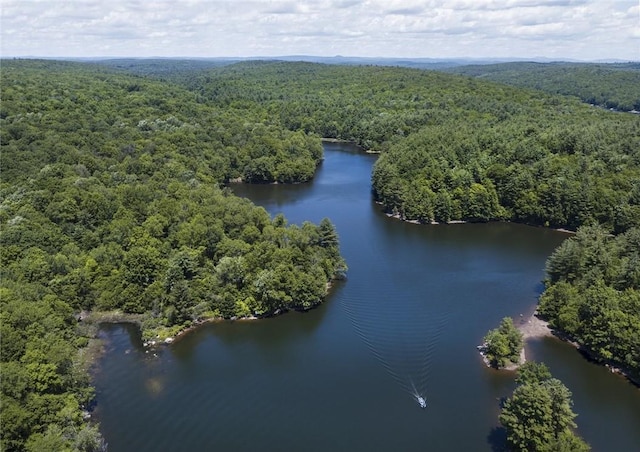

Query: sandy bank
<box><xmin>504</xmin><ymin>313</ymin><xmax>638</xmax><ymax>386</ymax></box>
<box><xmin>479</xmin><ymin>312</ymin><xmax>552</xmax><ymax>371</ymax></box>
<box><xmin>517</xmin><ymin>313</ymin><xmax>553</xmax><ymax>340</ymax></box>
<box><xmin>504</xmin><ymin>314</ymin><xmax>552</xmax><ymax>370</ymax></box>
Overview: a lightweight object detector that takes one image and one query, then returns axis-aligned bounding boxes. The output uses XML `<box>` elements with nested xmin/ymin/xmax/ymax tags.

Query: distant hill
<box><xmin>90</xmin><ymin>58</ymin><xmax>640</xmax><ymax>112</ymax></box>
<box><xmin>93</xmin><ymin>58</ymin><xmax>238</xmax><ymax>78</ymax></box>
<box><xmin>444</xmin><ymin>62</ymin><xmax>640</xmax><ymax>112</ymax></box>
<box><xmin>85</xmin><ymin>57</ymin><xmax>640</xmax><ymax>112</ymax></box>
<box><xmin>91</xmin><ymin>56</ymin><xmax>472</xmax><ymax>76</ymax></box>
<box><xmin>91</xmin><ymin>56</ymin><xmax>589</xmax><ymax>76</ymax></box>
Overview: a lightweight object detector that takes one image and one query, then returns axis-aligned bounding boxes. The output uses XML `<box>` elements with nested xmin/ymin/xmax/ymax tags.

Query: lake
<box><xmin>93</xmin><ymin>142</ymin><xmax>640</xmax><ymax>451</ymax></box>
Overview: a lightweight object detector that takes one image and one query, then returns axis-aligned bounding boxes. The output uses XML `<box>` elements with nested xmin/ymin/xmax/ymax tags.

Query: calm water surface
<box><xmin>94</xmin><ymin>143</ymin><xmax>640</xmax><ymax>451</ymax></box>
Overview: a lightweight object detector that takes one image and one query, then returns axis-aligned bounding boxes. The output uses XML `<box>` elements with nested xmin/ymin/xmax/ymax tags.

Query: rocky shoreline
<box><xmin>82</xmin><ymin>281</ymin><xmax>336</xmax><ymax>350</ymax></box>
<box><xmin>479</xmin><ymin>313</ymin><xmax>555</xmax><ymax>371</ymax></box>
<box><xmin>481</xmin><ymin>312</ymin><xmax>639</xmax><ymax>386</ymax></box>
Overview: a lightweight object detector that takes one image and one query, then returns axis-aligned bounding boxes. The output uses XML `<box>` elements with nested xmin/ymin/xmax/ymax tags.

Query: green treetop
<box><xmin>482</xmin><ymin>317</ymin><xmax>524</xmax><ymax>368</ymax></box>
<box><xmin>499</xmin><ymin>363</ymin><xmax>590</xmax><ymax>452</ymax></box>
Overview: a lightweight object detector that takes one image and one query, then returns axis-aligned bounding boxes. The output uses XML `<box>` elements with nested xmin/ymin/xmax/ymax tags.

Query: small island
<box><xmin>480</xmin><ymin>318</ymin><xmax>593</xmax><ymax>450</ymax></box>
<box><xmin>479</xmin><ymin>317</ymin><xmax>525</xmax><ymax>370</ymax></box>
<box><xmin>499</xmin><ymin>362</ymin><xmax>591</xmax><ymax>451</ymax></box>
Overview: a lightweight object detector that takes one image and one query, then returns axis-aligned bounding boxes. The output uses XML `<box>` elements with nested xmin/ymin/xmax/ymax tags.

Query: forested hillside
<box><xmin>1</xmin><ymin>60</ymin><xmax>323</xmax><ymax>184</ymax></box>
<box><xmin>164</xmin><ymin>61</ymin><xmax>640</xmax><ymax>231</ymax></box>
<box><xmin>372</xmin><ymin>110</ymin><xmax>639</xmax><ymax>230</ymax></box>
<box><xmin>0</xmin><ymin>59</ymin><xmax>344</xmax><ymax>451</ymax></box>
<box><xmin>445</xmin><ymin>62</ymin><xmax>640</xmax><ymax>112</ymax></box>
<box><xmin>95</xmin><ymin>58</ymin><xmax>237</xmax><ymax>79</ymax></box>
<box><xmin>539</xmin><ymin>225</ymin><xmax>640</xmax><ymax>381</ymax></box>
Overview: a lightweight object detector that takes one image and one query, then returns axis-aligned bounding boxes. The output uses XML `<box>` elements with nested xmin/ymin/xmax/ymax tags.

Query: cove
<box><xmin>93</xmin><ymin>143</ymin><xmax>640</xmax><ymax>451</ymax></box>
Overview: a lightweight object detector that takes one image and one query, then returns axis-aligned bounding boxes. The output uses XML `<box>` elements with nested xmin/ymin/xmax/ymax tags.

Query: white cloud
<box><xmin>0</xmin><ymin>0</ymin><xmax>637</xmax><ymax>60</ymax></box>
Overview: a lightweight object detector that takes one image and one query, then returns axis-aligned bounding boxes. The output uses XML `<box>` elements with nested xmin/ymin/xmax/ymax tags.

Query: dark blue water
<box><xmin>93</xmin><ymin>143</ymin><xmax>640</xmax><ymax>451</ymax></box>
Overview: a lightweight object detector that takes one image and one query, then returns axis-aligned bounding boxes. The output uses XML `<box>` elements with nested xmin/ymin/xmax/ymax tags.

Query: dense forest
<box><xmin>1</xmin><ymin>60</ymin><xmax>323</xmax><ymax>185</ymax></box>
<box><xmin>499</xmin><ymin>362</ymin><xmax>590</xmax><ymax>451</ymax></box>
<box><xmin>148</xmin><ymin>60</ymin><xmax>640</xmax><ymax>232</ymax></box>
<box><xmin>372</xmin><ymin>110</ymin><xmax>639</xmax><ymax>230</ymax></box>
<box><xmin>2</xmin><ymin>58</ymin><xmax>638</xmax><ymax>450</ymax></box>
<box><xmin>446</xmin><ymin>62</ymin><xmax>640</xmax><ymax>112</ymax></box>
<box><xmin>539</xmin><ymin>225</ymin><xmax>640</xmax><ymax>381</ymax></box>
<box><xmin>0</xmin><ymin>59</ymin><xmax>344</xmax><ymax>451</ymax></box>
<box><xmin>94</xmin><ymin>58</ymin><xmax>236</xmax><ymax>79</ymax></box>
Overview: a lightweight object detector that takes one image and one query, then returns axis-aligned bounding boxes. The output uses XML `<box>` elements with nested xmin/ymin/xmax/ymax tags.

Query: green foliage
<box><xmin>447</xmin><ymin>62</ymin><xmax>640</xmax><ymax>112</ymax></box>
<box><xmin>146</xmin><ymin>60</ymin><xmax>637</xmax><ymax>230</ymax></box>
<box><xmin>96</xmin><ymin>58</ymin><xmax>235</xmax><ymax>79</ymax></box>
<box><xmin>482</xmin><ymin>317</ymin><xmax>524</xmax><ymax>368</ymax></box>
<box><xmin>2</xmin><ymin>56</ymin><xmax>635</xmax><ymax>451</ymax></box>
<box><xmin>95</xmin><ymin>59</ymin><xmax>640</xmax><ymax>229</ymax></box>
<box><xmin>539</xmin><ymin>226</ymin><xmax>640</xmax><ymax>376</ymax></box>
<box><xmin>0</xmin><ymin>59</ymin><xmax>323</xmax><ymax>186</ymax></box>
<box><xmin>0</xmin><ymin>59</ymin><xmax>345</xmax><ymax>451</ymax></box>
<box><xmin>515</xmin><ymin>361</ymin><xmax>552</xmax><ymax>386</ymax></box>
<box><xmin>0</xmin><ymin>289</ymin><xmax>106</xmax><ymax>451</ymax></box>
<box><xmin>372</xmin><ymin>112</ymin><xmax>639</xmax><ymax>228</ymax></box>
<box><xmin>500</xmin><ymin>366</ymin><xmax>589</xmax><ymax>452</ymax></box>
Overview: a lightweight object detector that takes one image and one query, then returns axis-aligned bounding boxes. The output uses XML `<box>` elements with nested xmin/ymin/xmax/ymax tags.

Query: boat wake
<box><xmin>339</xmin><ymin>236</ymin><xmax>464</xmax><ymax>410</ymax></box>
<box><xmin>410</xmin><ymin>379</ymin><xmax>427</xmax><ymax>408</ymax></box>
<box><xmin>341</xmin><ymin>281</ymin><xmax>453</xmax><ymax>410</ymax></box>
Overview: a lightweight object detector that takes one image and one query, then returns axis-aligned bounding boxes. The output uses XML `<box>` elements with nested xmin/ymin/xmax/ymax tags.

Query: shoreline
<box><xmin>83</xmin><ymin>307</ymin><xmax>292</xmax><ymax>349</ymax></box>
<box><xmin>478</xmin><ymin>313</ymin><xmax>563</xmax><ymax>371</ymax></box>
<box><xmin>82</xmin><ymin>280</ymin><xmax>337</xmax><ymax>348</ymax></box>
<box><xmin>519</xmin><ymin>312</ymin><xmax>639</xmax><ymax>385</ymax></box>
<box><xmin>384</xmin><ymin>210</ymin><xmax>468</xmax><ymax>225</ymax></box>
<box><xmin>517</xmin><ymin>312</ymin><xmax>553</xmax><ymax>340</ymax></box>
<box><xmin>380</xmin><ymin>207</ymin><xmax>577</xmax><ymax>233</ymax></box>
<box><xmin>321</xmin><ymin>137</ymin><xmax>380</xmax><ymax>154</ymax></box>
<box><xmin>481</xmin><ymin>312</ymin><xmax>639</xmax><ymax>386</ymax></box>
<box><xmin>532</xmin><ymin>315</ymin><xmax>640</xmax><ymax>387</ymax></box>
<box><xmin>321</xmin><ymin>137</ymin><xmax>358</xmax><ymax>145</ymax></box>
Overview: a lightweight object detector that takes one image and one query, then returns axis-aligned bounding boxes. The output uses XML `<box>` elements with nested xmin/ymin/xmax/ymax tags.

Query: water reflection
<box><xmin>170</xmin><ymin>286</ymin><xmax>336</xmax><ymax>367</ymax></box>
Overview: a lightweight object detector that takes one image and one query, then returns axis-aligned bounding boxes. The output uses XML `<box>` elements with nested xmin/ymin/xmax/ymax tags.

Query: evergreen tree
<box><xmin>500</xmin><ymin>364</ymin><xmax>590</xmax><ymax>451</ymax></box>
<box><xmin>482</xmin><ymin>317</ymin><xmax>524</xmax><ymax>368</ymax></box>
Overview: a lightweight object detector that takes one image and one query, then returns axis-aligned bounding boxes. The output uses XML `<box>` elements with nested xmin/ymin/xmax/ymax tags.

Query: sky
<box><xmin>1</xmin><ymin>0</ymin><xmax>639</xmax><ymax>61</ymax></box>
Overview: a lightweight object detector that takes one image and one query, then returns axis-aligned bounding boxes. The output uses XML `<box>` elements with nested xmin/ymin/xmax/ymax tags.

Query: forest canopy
<box><xmin>500</xmin><ymin>362</ymin><xmax>590</xmax><ymax>452</ymax></box>
<box><xmin>129</xmin><ymin>60</ymin><xmax>640</xmax><ymax>231</ymax></box>
<box><xmin>1</xmin><ymin>59</ymin><xmax>323</xmax><ymax>185</ymax></box>
<box><xmin>538</xmin><ymin>225</ymin><xmax>640</xmax><ymax>379</ymax></box>
<box><xmin>0</xmin><ymin>59</ymin><xmax>344</xmax><ymax>451</ymax></box>
<box><xmin>445</xmin><ymin>62</ymin><xmax>640</xmax><ymax>112</ymax></box>
<box><xmin>2</xmin><ymin>57</ymin><xmax>638</xmax><ymax>450</ymax></box>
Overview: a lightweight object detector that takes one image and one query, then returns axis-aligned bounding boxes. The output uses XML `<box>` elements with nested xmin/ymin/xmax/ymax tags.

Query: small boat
<box><xmin>417</xmin><ymin>396</ymin><xmax>427</xmax><ymax>408</ymax></box>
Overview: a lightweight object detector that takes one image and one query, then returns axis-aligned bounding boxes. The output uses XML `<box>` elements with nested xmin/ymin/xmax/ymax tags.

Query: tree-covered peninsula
<box><xmin>538</xmin><ymin>225</ymin><xmax>640</xmax><ymax>382</ymax></box>
<box><xmin>0</xmin><ymin>59</ymin><xmax>345</xmax><ymax>451</ymax></box>
<box><xmin>481</xmin><ymin>317</ymin><xmax>524</xmax><ymax>369</ymax></box>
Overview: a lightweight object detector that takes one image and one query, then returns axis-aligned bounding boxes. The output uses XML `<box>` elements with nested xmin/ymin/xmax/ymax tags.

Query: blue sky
<box><xmin>2</xmin><ymin>0</ymin><xmax>638</xmax><ymax>60</ymax></box>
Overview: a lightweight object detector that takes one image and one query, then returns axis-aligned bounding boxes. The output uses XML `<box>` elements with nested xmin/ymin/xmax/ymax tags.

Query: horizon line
<box><xmin>2</xmin><ymin>55</ymin><xmax>638</xmax><ymax>64</ymax></box>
